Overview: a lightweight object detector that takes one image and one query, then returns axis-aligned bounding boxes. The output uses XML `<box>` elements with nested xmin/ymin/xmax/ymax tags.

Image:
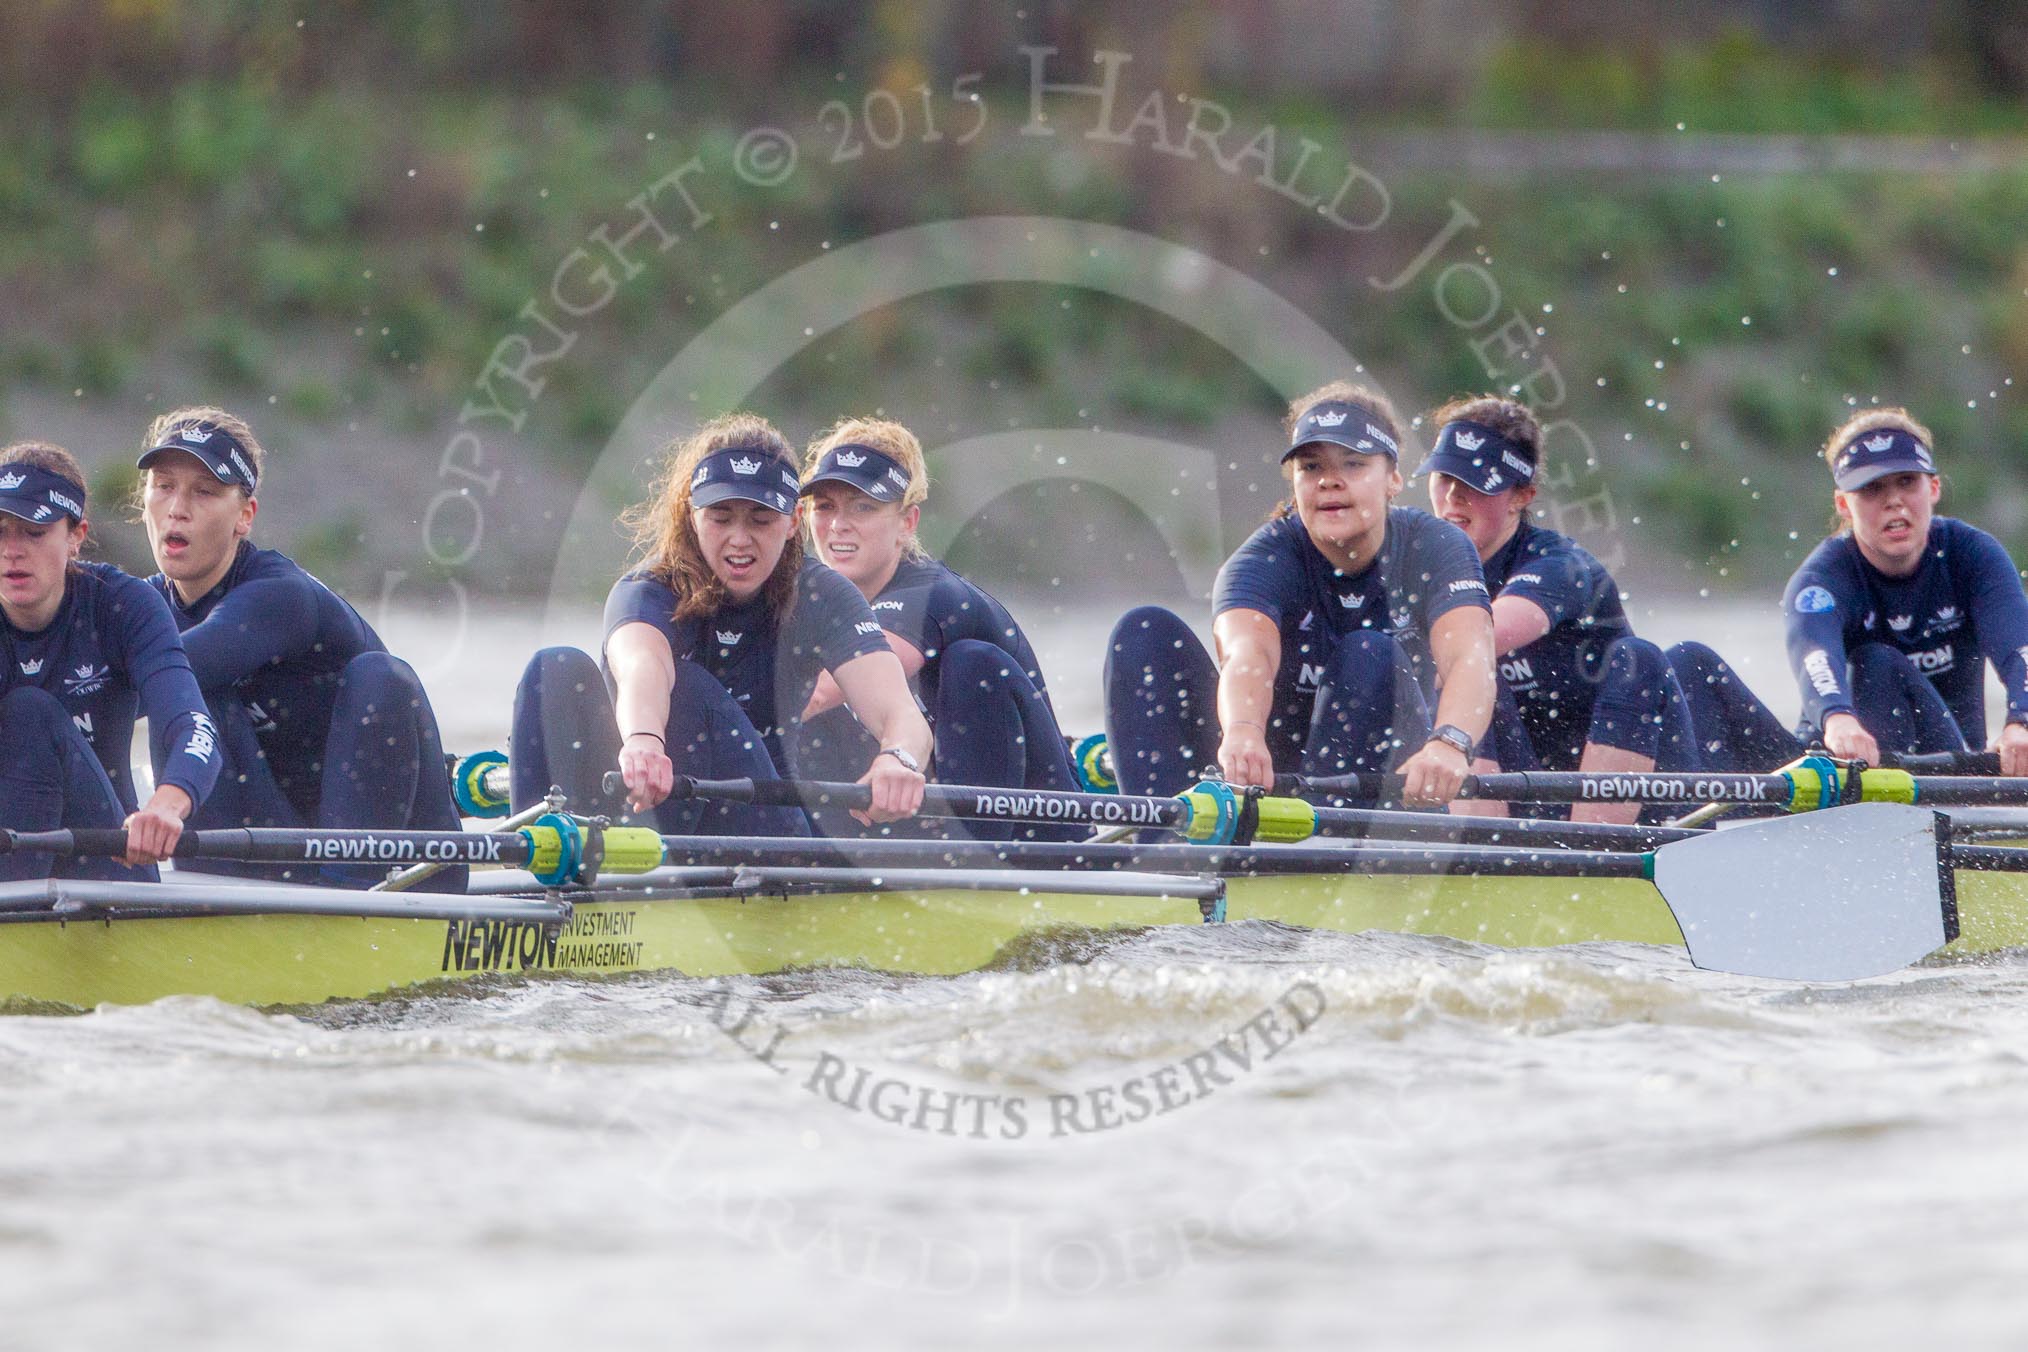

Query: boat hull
<box><xmin>4</xmin><ymin>864</ymin><xmax>2023</xmax><ymax>1009</ymax></box>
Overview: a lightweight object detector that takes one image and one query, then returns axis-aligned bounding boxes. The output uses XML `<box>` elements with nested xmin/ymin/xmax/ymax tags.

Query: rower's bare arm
<box><xmin>1212</xmin><ymin>608</ymin><xmax>1280</xmax><ymax>788</ymax></box>
<box><xmin>802</xmin><ymin>633</ymin><xmax>925</xmax><ymax>721</ymax></box>
<box><xmin>1490</xmin><ymin>594</ymin><xmax>1552</xmax><ymax>655</ymax></box>
<box><xmin>1398</xmin><ymin>607</ymin><xmax>1498</xmax><ymax>807</ymax></box>
<box><xmin>829</xmin><ymin>648</ymin><xmax>931</xmax><ymax>823</ymax></box>
<box><xmin>606</xmin><ymin>621</ymin><xmax>678</xmax><ymax>811</ymax></box>
<box><xmin>1429</xmin><ymin>606</ymin><xmax>1498</xmax><ymax>743</ymax></box>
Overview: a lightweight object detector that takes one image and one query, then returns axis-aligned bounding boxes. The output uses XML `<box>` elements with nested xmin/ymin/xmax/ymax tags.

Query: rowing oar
<box><xmin>1277</xmin><ymin>761</ymin><xmax>2028</xmax><ymax>812</ymax></box>
<box><xmin>653</xmin><ymin>774</ymin><xmax>1698</xmax><ymax>850</ymax></box>
<box><xmin>1666</xmin><ymin>749</ymin><xmax>2007</xmax><ymax>829</ymax></box>
<box><xmin>1</xmin><ymin>803</ymin><xmax>1986</xmax><ymax>981</ymax></box>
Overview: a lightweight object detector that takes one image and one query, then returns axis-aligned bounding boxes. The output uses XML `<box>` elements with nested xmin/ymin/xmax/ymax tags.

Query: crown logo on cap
<box><xmin>835</xmin><ymin>450</ymin><xmax>867</xmax><ymax>468</ymax></box>
<box><xmin>0</xmin><ymin>471</ymin><xmax>23</xmax><ymax>491</ymax></box>
<box><xmin>1312</xmin><ymin>410</ymin><xmax>1347</xmax><ymax>428</ymax></box>
<box><xmin>1863</xmin><ymin>433</ymin><xmax>1895</xmax><ymax>453</ymax></box>
<box><xmin>730</xmin><ymin>456</ymin><xmax>760</xmax><ymax>476</ymax></box>
<box><xmin>1452</xmin><ymin>429</ymin><xmax>1485</xmax><ymax>452</ymax></box>
<box><xmin>178</xmin><ymin>426</ymin><xmax>214</xmax><ymax>445</ymax></box>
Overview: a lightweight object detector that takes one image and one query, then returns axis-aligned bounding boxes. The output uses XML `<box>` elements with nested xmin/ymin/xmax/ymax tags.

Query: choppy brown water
<box><xmin>39</xmin><ymin>598</ymin><xmax>2028</xmax><ymax>1348</ymax></box>
<box><xmin>5</xmin><ymin>926</ymin><xmax>2028</xmax><ymax>1350</ymax></box>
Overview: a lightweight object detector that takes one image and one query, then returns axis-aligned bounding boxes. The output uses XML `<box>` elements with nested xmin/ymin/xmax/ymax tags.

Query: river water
<box><xmin>7</xmin><ymin>596</ymin><xmax>2028</xmax><ymax>1349</ymax></box>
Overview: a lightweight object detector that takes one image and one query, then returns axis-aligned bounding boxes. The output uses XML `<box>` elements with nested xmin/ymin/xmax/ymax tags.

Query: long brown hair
<box><xmin>621</xmin><ymin>413</ymin><xmax>804</xmax><ymax>621</ymax></box>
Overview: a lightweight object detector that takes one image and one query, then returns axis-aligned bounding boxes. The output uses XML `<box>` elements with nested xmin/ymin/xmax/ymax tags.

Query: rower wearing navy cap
<box><xmin>1669</xmin><ymin>406</ymin><xmax>2028</xmax><ymax>774</ymax></box>
<box><xmin>1415</xmin><ymin>395</ymin><xmax>1697</xmax><ymax>823</ymax></box>
<box><xmin>1104</xmin><ymin>381</ymin><xmax>1498</xmax><ymax>807</ymax></box>
<box><xmin>797</xmin><ymin>417</ymin><xmax>1078</xmax><ymax>835</ymax></box>
<box><xmin>509</xmin><ymin>412</ymin><xmax>931</xmax><ymax>834</ymax></box>
<box><xmin>135</xmin><ymin>407</ymin><xmax>467</xmax><ymax>887</ymax></box>
<box><xmin>0</xmin><ymin>441</ymin><xmax>219</xmax><ymax>882</ymax></box>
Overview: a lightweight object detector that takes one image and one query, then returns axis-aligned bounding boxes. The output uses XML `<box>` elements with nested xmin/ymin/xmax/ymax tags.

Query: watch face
<box><xmin>884</xmin><ymin>747</ymin><xmax>920</xmax><ymax>772</ymax></box>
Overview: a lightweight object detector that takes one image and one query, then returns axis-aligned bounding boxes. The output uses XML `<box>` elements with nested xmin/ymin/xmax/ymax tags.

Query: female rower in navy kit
<box><xmin>135</xmin><ymin>408</ymin><xmax>467</xmax><ymax>887</ymax></box>
<box><xmin>0</xmin><ymin>442</ymin><xmax>219</xmax><ymax>882</ymax></box>
<box><xmin>1416</xmin><ymin>395</ymin><xmax>1696</xmax><ymax>823</ymax></box>
<box><xmin>1670</xmin><ymin>407</ymin><xmax>2028</xmax><ymax>774</ymax></box>
<box><xmin>511</xmin><ymin>413</ymin><xmax>931</xmax><ymax>834</ymax></box>
<box><xmin>798</xmin><ymin>417</ymin><xmax>1078</xmax><ymax>815</ymax></box>
<box><xmin>1104</xmin><ymin>382</ymin><xmax>1498</xmax><ymax>807</ymax></box>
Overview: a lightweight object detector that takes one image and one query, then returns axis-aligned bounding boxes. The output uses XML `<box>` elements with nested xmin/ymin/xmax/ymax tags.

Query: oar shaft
<box><xmin>1280</xmin><ymin>771</ymin><xmax>1796</xmax><ymax>807</ymax></box>
<box><xmin>674</xmin><ymin>776</ymin><xmax>1188</xmax><ymax>830</ymax></box>
<box><xmin>6</xmin><ymin>827</ymin><xmax>532</xmax><ymax>867</ymax></box>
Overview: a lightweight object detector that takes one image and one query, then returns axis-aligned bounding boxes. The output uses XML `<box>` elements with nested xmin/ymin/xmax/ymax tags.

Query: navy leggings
<box><xmin>510</xmin><ymin>647</ymin><xmax>809</xmax><ymax>837</ymax></box>
<box><xmin>167</xmin><ymin>652</ymin><xmax>467</xmax><ymax>890</ymax></box>
<box><xmin>1493</xmin><ymin>636</ymin><xmax>1700</xmax><ymax>772</ymax></box>
<box><xmin>0</xmin><ymin>686</ymin><xmax>153</xmax><ymax>883</ymax></box>
<box><xmin>1666</xmin><ymin>639</ymin><xmax>1964</xmax><ymax>773</ymax></box>
<box><xmin>793</xmin><ymin>640</ymin><xmax>1082</xmax><ymax>841</ymax></box>
<box><xmin>1101</xmin><ymin>605</ymin><xmax>1432</xmax><ymax>800</ymax></box>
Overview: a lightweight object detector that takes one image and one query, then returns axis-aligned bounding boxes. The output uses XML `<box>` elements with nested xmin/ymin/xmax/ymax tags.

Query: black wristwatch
<box><xmin>1426</xmin><ymin>724</ymin><xmax>1475</xmax><ymax>758</ymax></box>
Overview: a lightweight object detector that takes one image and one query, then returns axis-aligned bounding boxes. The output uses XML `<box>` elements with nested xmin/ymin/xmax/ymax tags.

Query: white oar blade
<box><xmin>1651</xmin><ymin>802</ymin><xmax>1950</xmax><ymax>981</ymax></box>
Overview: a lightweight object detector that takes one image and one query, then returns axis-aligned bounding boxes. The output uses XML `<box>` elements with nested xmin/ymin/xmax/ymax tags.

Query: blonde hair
<box><xmin>803</xmin><ymin>416</ymin><xmax>931</xmax><ymax>560</ymax></box>
<box><xmin>621</xmin><ymin>413</ymin><xmax>804</xmax><ymax>622</ymax></box>
<box><xmin>1274</xmin><ymin>381</ymin><xmax>1407</xmax><ymax>519</ymax></box>
<box><xmin>143</xmin><ymin>406</ymin><xmax>267</xmax><ymax>497</ymax></box>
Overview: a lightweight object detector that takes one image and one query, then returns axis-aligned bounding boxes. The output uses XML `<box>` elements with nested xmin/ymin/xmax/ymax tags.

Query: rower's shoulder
<box><xmin>74</xmin><ymin>559</ymin><xmax>164</xmax><ymax>604</ymax></box>
<box><xmin>1387</xmin><ymin>504</ymin><xmax>1479</xmax><ymax>560</ymax></box>
<box><xmin>1932</xmin><ymin>515</ymin><xmax>2007</xmax><ymax>552</ymax></box>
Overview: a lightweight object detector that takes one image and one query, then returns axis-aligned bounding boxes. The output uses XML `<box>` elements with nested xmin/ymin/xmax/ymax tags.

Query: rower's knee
<box><xmin>1848</xmin><ymin>641</ymin><xmax>1918</xmax><ymax>684</ymax></box>
<box><xmin>1604</xmin><ymin>635</ymin><xmax>1667</xmax><ymax>687</ymax></box>
<box><xmin>1106</xmin><ymin>605</ymin><xmax>1197</xmax><ymax>673</ymax></box>
<box><xmin>1664</xmin><ymin>640</ymin><xmax>1725</xmax><ymax>685</ymax></box>
<box><xmin>518</xmin><ymin>646</ymin><xmax>602</xmax><ymax>701</ymax></box>
<box><xmin>940</xmin><ymin>639</ymin><xmax>1031</xmax><ymax>698</ymax></box>
<box><xmin>336</xmin><ymin>651</ymin><xmax>426</xmax><ymax>715</ymax></box>
<box><xmin>0</xmin><ymin>686</ymin><xmax>68</xmax><ymax>762</ymax></box>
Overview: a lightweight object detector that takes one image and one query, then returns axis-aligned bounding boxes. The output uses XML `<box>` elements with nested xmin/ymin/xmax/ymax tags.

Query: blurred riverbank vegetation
<box><xmin>1</xmin><ymin>2</ymin><xmax>2023</xmax><ymax>593</ymax></box>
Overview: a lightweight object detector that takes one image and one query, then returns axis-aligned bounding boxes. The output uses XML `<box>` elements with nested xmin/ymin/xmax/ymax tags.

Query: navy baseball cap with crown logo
<box><xmin>1411</xmin><ymin>419</ymin><xmax>1538</xmax><ymax>495</ymax></box>
<box><xmin>1831</xmin><ymin>426</ymin><xmax>1936</xmax><ymax>490</ymax></box>
<box><xmin>0</xmin><ymin>464</ymin><xmax>86</xmax><ymax>524</ymax></box>
<box><xmin>800</xmin><ymin>443</ymin><xmax>910</xmax><ymax>503</ymax></box>
<box><xmin>138</xmin><ymin>421</ymin><xmax>259</xmax><ymax>493</ymax></box>
<box><xmin>690</xmin><ymin>445</ymin><xmax>800</xmax><ymax>513</ymax></box>
<box><xmin>1284</xmin><ymin>400</ymin><xmax>1401</xmax><ymax>463</ymax></box>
